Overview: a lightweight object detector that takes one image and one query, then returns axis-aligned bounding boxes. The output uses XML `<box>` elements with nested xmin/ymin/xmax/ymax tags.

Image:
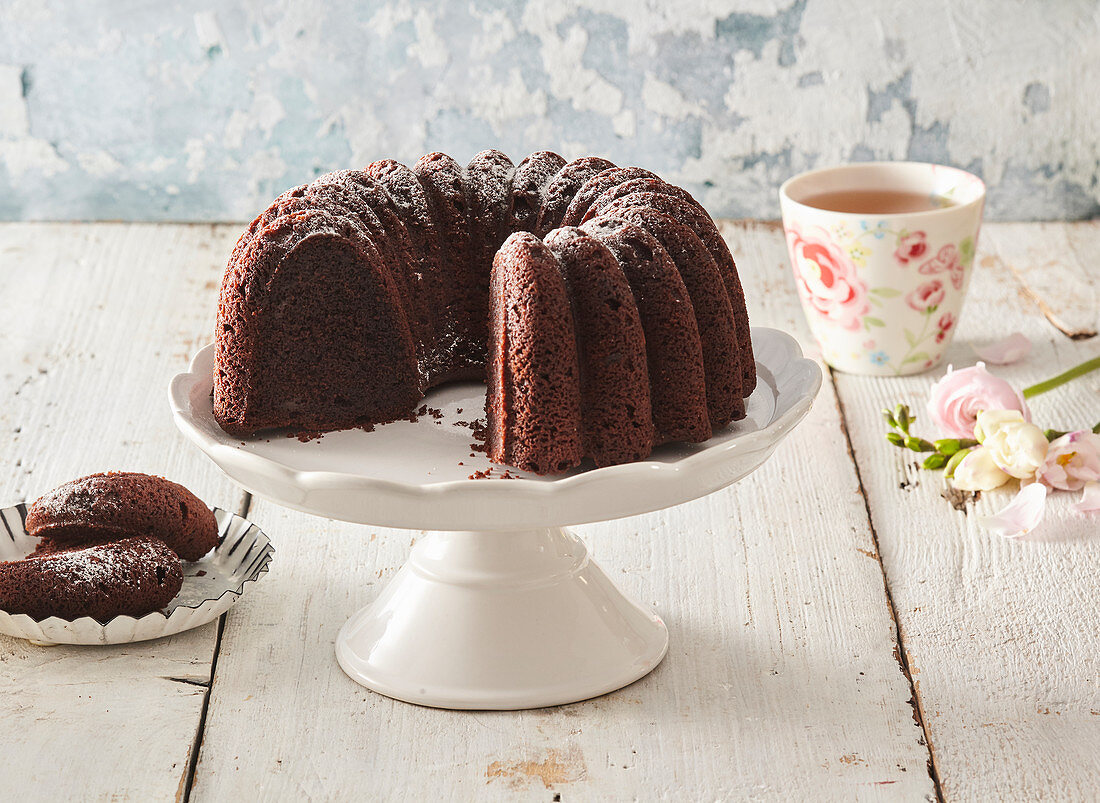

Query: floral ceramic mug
<box><xmin>779</xmin><ymin>162</ymin><xmax>985</xmax><ymax>375</ymax></box>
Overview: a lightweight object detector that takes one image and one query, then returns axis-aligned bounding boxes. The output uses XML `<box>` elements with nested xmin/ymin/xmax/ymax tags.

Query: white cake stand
<box><xmin>169</xmin><ymin>327</ymin><xmax>821</xmax><ymax>709</ymax></box>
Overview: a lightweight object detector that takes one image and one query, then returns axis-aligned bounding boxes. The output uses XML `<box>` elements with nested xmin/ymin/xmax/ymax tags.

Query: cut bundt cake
<box><xmin>216</xmin><ymin>209</ymin><xmax>420</xmax><ymax>434</ymax></box>
<box><xmin>215</xmin><ymin>150</ymin><xmax>756</xmax><ymax>474</ymax></box>
<box><xmin>487</xmin><ymin>233</ymin><xmax>583</xmax><ymax>474</ymax></box>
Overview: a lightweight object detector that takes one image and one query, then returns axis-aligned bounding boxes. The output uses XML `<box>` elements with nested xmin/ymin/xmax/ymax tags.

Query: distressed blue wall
<box><xmin>1</xmin><ymin>0</ymin><xmax>1097</xmax><ymax>221</ymax></box>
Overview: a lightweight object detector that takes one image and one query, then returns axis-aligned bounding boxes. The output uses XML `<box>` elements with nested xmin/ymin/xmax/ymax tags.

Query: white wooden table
<box><xmin>1</xmin><ymin>220</ymin><xmax>1097</xmax><ymax>801</ymax></box>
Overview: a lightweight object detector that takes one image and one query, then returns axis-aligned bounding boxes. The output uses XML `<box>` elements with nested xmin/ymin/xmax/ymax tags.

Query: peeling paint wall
<box><xmin>1</xmin><ymin>0</ymin><xmax>1097</xmax><ymax>221</ymax></box>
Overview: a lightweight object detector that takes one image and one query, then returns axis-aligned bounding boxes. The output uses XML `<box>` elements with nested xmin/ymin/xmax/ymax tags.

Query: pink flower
<box><xmin>935</xmin><ymin>313</ymin><xmax>954</xmax><ymax>343</ymax></box>
<box><xmin>972</xmin><ymin>333</ymin><xmax>1032</xmax><ymax>365</ymax></box>
<box><xmin>907</xmin><ymin>280</ymin><xmax>945</xmax><ymax>312</ymax></box>
<box><xmin>979</xmin><ymin>483</ymin><xmax>1048</xmax><ymax>539</ymax></box>
<box><xmin>926</xmin><ymin>362</ymin><xmax>1031</xmax><ymax>439</ymax></box>
<box><xmin>1077</xmin><ymin>482</ymin><xmax>1100</xmax><ymax>513</ymax></box>
<box><xmin>919</xmin><ymin>244</ymin><xmax>965</xmax><ymax>290</ymax></box>
<box><xmin>787</xmin><ymin>225</ymin><xmax>870</xmax><ymax>331</ymax></box>
<box><xmin>894</xmin><ymin>231</ymin><xmax>928</xmax><ymax>264</ymax></box>
<box><xmin>1036</xmin><ymin>431</ymin><xmax>1100</xmax><ymax>491</ymax></box>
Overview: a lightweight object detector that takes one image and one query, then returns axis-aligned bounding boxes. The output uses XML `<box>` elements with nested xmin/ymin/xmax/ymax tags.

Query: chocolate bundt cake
<box><xmin>215</xmin><ymin>151</ymin><xmax>756</xmax><ymax>474</ymax></box>
<box><xmin>0</xmin><ymin>536</ymin><xmax>183</xmax><ymax>621</ymax></box>
<box><xmin>25</xmin><ymin>472</ymin><xmax>219</xmax><ymax>561</ymax></box>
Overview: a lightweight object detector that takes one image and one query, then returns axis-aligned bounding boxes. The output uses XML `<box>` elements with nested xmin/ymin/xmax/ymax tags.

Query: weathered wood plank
<box><xmin>832</xmin><ymin>222</ymin><xmax>1100</xmax><ymax>799</ymax></box>
<box><xmin>0</xmin><ymin>223</ymin><xmax>246</xmax><ymax>801</ymax></box>
<box><xmin>984</xmin><ymin>221</ymin><xmax>1100</xmax><ymax>340</ymax></box>
<box><xmin>190</xmin><ymin>221</ymin><xmax>933</xmax><ymax>800</ymax></box>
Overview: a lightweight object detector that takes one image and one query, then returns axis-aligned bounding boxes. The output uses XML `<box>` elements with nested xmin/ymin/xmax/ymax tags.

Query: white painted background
<box><xmin>0</xmin><ymin>0</ymin><xmax>1097</xmax><ymax>221</ymax></box>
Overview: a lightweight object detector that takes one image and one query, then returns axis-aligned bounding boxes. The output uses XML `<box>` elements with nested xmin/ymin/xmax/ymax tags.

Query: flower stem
<box><xmin>1023</xmin><ymin>355</ymin><xmax>1100</xmax><ymax>399</ymax></box>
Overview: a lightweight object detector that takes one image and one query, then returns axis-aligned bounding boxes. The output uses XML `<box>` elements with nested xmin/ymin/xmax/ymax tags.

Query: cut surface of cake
<box><xmin>487</xmin><ymin>233</ymin><xmax>583</xmax><ymax>474</ymax></box>
<box><xmin>215</xmin><ymin>151</ymin><xmax>756</xmax><ymax>474</ymax></box>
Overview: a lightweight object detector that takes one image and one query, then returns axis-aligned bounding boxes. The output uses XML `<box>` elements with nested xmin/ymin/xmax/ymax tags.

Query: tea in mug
<box><xmin>799</xmin><ymin>189</ymin><xmax>952</xmax><ymax>214</ymax></box>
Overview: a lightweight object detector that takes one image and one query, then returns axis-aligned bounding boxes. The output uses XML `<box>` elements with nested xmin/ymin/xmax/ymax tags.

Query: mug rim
<box><xmin>778</xmin><ymin>161</ymin><xmax>986</xmax><ymax>220</ymax></box>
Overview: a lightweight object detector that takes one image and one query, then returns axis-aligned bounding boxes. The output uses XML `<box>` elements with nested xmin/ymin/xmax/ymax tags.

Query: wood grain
<box><xmin>4</xmin><ymin>220</ymin><xmax>1095</xmax><ymax>800</ymax></box>
<box><xmin>984</xmin><ymin>221</ymin><xmax>1100</xmax><ymax>339</ymax></box>
<box><xmin>188</xmin><ymin>221</ymin><xmax>934</xmax><ymax>800</ymax></box>
<box><xmin>831</xmin><ymin>223</ymin><xmax>1100</xmax><ymax>799</ymax></box>
<box><xmin>0</xmin><ymin>223</ymin><xmax>244</xmax><ymax>801</ymax></box>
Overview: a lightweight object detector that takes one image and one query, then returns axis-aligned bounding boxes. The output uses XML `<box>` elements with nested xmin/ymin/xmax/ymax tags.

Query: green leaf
<box><xmin>869</xmin><ymin>295</ymin><xmax>883</xmax><ymax>308</ymax></box>
<box><xmin>882</xmin><ymin>409</ymin><xmax>898</xmax><ymax>428</ymax></box>
<box><xmin>871</xmin><ymin>287</ymin><xmax>902</xmax><ymax>298</ymax></box>
<box><xmin>923</xmin><ymin>453</ymin><xmax>948</xmax><ymax>470</ymax></box>
<box><xmin>904</xmin><ymin>328</ymin><xmax>918</xmax><ymax>347</ymax></box>
<box><xmin>934</xmin><ymin>438</ymin><xmax>963</xmax><ymax>456</ymax></box>
<box><xmin>932</xmin><ymin>438</ymin><xmax>976</xmax><ymax>456</ymax></box>
<box><xmin>902</xmin><ymin>351</ymin><xmax>931</xmax><ymax>365</ymax></box>
<box><xmin>904</xmin><ymin>435</ymin><xmax>935</xmax><ymax>453</ymax></box>
<box><xmin>864</xmin><ymin>316</ymin><xmax>885</xmax><ymax>328</ymax></box>
<box><xmin>944</xmin><ymin>449</ymin><xmax>971</xmax><ymax>478</ymax></box>
<box><xmin>886</xmin><ymin>432</ymin><xmax>904</xmax><ymax>447</ymax></box>
<box><xmin>959</xmin><ymin>236</ymin><xmax>975</xmax><ymax>266</ymax></box>
<box><xmin>894</xmin><ymin>404</ymin><xmax>912</xmax><ymax>431</ymax></box>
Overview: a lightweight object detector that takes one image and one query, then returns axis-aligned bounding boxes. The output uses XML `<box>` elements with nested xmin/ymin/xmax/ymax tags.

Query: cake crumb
<box><xmin>468</xmin><ymin>467</ymin><xmax>519</xmax><ymax>480</ymax></box>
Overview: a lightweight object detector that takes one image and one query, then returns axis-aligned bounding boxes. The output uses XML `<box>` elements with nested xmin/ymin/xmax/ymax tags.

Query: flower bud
<box><xmin>951</xmin><ymin>446</ymin><xmax>1012</xmax><ymax>491</ymax></box>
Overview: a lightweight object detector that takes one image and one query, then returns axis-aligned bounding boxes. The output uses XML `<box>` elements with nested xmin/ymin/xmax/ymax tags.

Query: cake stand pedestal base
<box><xmin>335</xmin><ymin>527</ymin><xmax>669</xmax><ymax>710</ymax></box>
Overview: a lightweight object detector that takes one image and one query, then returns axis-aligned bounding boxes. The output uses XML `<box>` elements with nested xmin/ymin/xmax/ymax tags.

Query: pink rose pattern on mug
<box><xmin>787</xmin><ymin>220</ymin><xmax>974</xmax><ymax>372</ymax></box>
<box><xmin>780</xmin><ymin>163</ymin><xmax>985</xmax><ymax>376</ymax></box>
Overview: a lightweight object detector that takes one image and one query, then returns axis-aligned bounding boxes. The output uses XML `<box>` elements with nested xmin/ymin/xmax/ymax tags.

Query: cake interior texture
<box><xmin>215</xmin><ymin>150</ymin><xmax>755</xmax><ymax>474</ymax></box>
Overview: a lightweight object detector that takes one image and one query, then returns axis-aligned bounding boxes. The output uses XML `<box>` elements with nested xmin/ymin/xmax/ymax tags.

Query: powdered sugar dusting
<box><xmin>28</xmin><ymin>537</ymin><xmax>176</xmax><ymax>589</ymax></box>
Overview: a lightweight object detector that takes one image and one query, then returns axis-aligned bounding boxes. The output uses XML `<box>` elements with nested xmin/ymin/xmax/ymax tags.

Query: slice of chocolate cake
<box><xmin>488</xmin><ymin>233</ymin><xmax>583</xmax><ymax>474</ymax></box>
